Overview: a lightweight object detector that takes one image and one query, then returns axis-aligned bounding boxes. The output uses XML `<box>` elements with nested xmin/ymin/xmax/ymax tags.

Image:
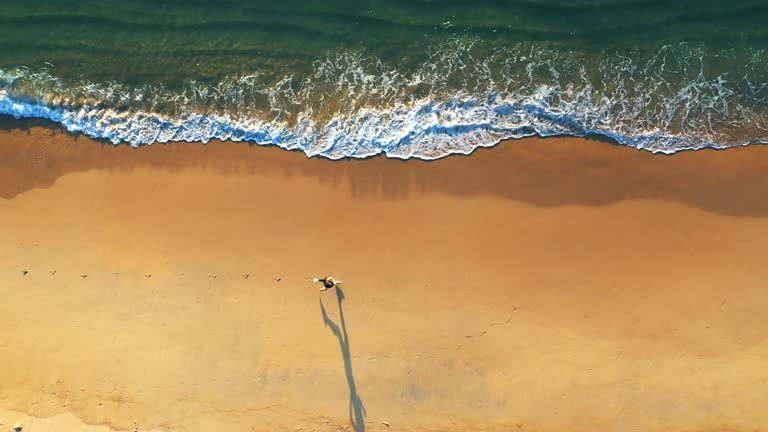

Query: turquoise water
<box><xmin>1</xmin><ymin>0</ymin><xmax>767</xmax><ymax>158</ymax></box>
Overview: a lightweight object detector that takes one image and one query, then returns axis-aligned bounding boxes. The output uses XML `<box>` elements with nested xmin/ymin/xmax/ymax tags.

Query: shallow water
<box><xmin>1</xmin><ymin>0</ymin><xmax>767</xmax><ymax>158</ymax></box>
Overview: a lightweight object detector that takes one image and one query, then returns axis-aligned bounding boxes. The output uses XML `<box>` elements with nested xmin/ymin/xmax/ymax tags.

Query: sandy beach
<box><xmin>2</xmin><ymin>121</ymin><xmax>768</xmax><ymax>432</ymax></box>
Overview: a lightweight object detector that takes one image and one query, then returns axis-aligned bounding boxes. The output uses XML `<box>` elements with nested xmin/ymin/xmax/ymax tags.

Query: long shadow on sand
<box><xmin>320</xmin><ymin>287</ymin><xmax>366</xmax><ymax>432</ymax></box>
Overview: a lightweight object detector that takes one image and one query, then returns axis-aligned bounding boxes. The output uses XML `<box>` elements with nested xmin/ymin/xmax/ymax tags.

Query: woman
<box><xmin>314</xmin><ymin>276</ymin><xmax>342</xmax><ymax>291</ymax></box>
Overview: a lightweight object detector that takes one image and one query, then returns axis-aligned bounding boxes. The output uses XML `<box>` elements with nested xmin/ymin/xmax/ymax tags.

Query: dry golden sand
<box><xmin>1</xmin><ymin>121</ymin><xmax>768</xmax><ymax>432</ymax></box>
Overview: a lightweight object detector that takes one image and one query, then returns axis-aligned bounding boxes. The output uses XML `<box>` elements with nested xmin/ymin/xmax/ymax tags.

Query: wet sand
<box><xmin>1</xmin><ymin>121</ymin><xmax>768</xmax><ymax>432</ymax></box>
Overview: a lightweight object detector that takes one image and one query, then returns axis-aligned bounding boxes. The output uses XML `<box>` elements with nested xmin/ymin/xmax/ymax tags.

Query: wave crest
<box><xmin>1</xmin><ymin>41</ymin><xmax>767</xmax><ymax>159</ymax></box>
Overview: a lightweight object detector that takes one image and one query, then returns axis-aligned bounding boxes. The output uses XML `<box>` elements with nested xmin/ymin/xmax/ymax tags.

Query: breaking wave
<box><xmin>1</xmin><ymin>40</ymin><xmax>767</xmax><ymax>159</ymax></box>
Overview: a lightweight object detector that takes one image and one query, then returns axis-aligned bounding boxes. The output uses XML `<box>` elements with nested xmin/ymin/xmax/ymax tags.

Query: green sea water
<box><xmin>1</xmin><ymin>0</ymin><xmax>767</xmax><ymax>158</ymax></box>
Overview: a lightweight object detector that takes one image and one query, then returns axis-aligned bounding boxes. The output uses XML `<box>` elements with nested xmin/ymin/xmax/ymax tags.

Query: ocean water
<box><xmin>1</xmin><ymin>0</ymin><xmax>767</xmax><ymax>159</ymax></box>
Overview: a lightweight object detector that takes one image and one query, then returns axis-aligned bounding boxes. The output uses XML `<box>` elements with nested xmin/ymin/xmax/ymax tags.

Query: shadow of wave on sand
<box><xmin>4</xmin><ymin>117</ymin><xmax>768</xmax><ymax>217</ymax></box>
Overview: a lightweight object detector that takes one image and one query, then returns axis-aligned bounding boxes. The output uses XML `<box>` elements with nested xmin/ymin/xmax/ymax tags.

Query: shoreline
<box><xmin>1</xmin><ymin>112</ymin><xmax>767</xmax><ymax>161</ymax></box>
<box><xmin>2</xmin><ymin>122</ymin><xmax>768</xmax><ymax>431</ymax></box>
<box><xmin>3</xmin><ymin>117</ymin><xmax>768</xmax><ymax>216</ymax></box>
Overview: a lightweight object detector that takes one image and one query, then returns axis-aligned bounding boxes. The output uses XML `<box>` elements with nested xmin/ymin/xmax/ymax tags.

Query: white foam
<box><xmin>1</xmin><ymin>41</ymin><xmax>766</xmax><ymax>159</ymax></box>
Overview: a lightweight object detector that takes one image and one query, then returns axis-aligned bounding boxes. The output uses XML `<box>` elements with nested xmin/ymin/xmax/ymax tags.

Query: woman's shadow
<box><xmin>320</xmin><ymin>287</ymin><xmax>366</xmax><ymax>432</ymax></box>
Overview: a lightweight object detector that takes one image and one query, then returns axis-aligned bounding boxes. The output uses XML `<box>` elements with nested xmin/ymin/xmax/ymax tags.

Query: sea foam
<box><xmin>1</xmin><ymin>41</ymin><xmax>766</xmax><ymax>159</ymax></box>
